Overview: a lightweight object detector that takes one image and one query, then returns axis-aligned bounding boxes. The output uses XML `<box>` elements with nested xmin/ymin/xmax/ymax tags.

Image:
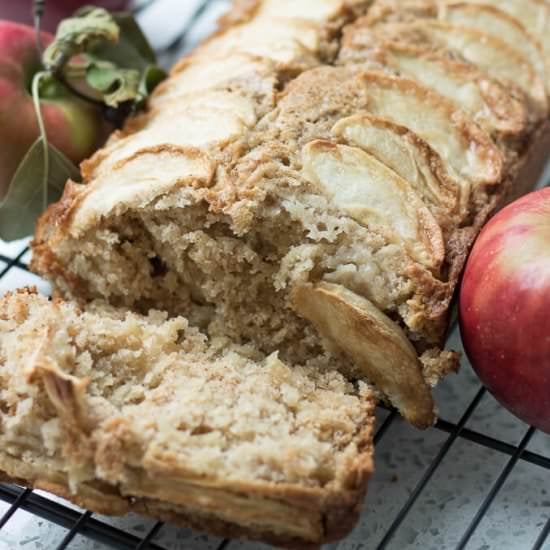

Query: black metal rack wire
<box><xmin>0</xmin><ymin>1</ymin><xmax>549</xmax><ymax>548</ymax></box>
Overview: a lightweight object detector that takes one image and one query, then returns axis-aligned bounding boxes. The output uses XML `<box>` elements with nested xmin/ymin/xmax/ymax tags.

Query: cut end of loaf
<box><xmin>33</xmin><ymin>62</ymin><xmax>481</xmax><ymax>425</ymax></box>
<box><xmin>30</xmin><ymin>0</ymin><xmax>550</xmax><ymax>431</ymax></box>
<box><xmin>33</xmin><ymin>168</ymin><xmax>459</xmax><ymax>425</ymax></box>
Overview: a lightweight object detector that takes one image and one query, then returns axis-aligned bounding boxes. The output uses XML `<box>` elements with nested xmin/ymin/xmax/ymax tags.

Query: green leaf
<box><xmin>113</xmin><ymin>12</ymin><xmax>157</xmax><ymax>66</ymax></box>
<box><xmin>43</xmin><ymin>8</ymin><xmax>119</xmax><ymax>73</ymax></box>
<box><xmin>0</xmin><ymin>139</ymin><xmax>81</xmax><ymax>241</ymax></box>
<box><xmin>113</xmin><ymin>12</ymin><xmax>156</xmax><ymax>64</ymax></box>
<box><xmin>86</xmin><ymin>60</ymin><xmax>140</xmax><ymax>107</ymax></box>
<box><xmin>86</xmin><ymin>11</ymin><xmax>157</xmax><ymax>71</ymax></box>
<box><xmin>138</xmin><ymin>65</ymin><xmax>167</xmax><ymax>100</ymax></box>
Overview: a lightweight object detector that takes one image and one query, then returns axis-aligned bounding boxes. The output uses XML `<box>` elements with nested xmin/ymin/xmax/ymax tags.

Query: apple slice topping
<box><xmin>338</xmin><ymin>32</ymin><xmax>530</xmax><ymax>140</ymax></box>
<box><xmin>292</xmin><ymin>282</ymin><xmax>435</xmax><ymax>427</ymax></box>
<box><xmin>351</xmin><ymin>71</ymin><xmax>503</xmax><ymax>188</ymax></box>
<box><xmin>194</xmin><ymin>17</ymin><xmax>321</xmax><ymax>69</ymax></box>
<box><xmin>460</xmin><ymin>0</ymin><xmax>550</xmax><ymax>74</ymax></box>
<box><xmin>73</xmin><ymin>147</ymin><xmax>214</xmax><ymax>234</ymax></box>
<box><xmin>302</xmin><ymin>140</ymin><xmax>445</xmax><ymax>272</ymax></box>
<box><xmin>367</xmin><ymin>19</ymin><xmax>548</xmax><ymax>117</ymax></box>
<box><xmin>436</xmin><ymin>3</ymin><xmax>547</xmax><ymax>90</ymax></box>
<box><xmin>332</xmin><ymin>113</ymin><xmax>465</xmax><ymax>227</ymax></box>
<box><xmin>84</xmin><ymin>90</ymin><xmax>256</xmax><ymax>180</ymax></box>
<box><xmin>369</xmin><ymin>0</ymin><xmax>548</xmax><ymax>92</ymax></box>
<box><xmin>253</xmin><ymin>0</ymin><xmax>361</xmax><ymax>22</ymax></box>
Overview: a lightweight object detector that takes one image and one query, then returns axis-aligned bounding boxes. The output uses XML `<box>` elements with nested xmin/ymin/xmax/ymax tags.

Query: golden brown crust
<box><xmin>448</xmin><ymin>120</ymin><xmax>550</xmax><ymax>285</ymax></box>
<box><xmin>127</xmin><ymin>401</ymin><xmax>376</xmax><ymax>548</ymax></box>
<box><xmin>0</xmin><ymin>453</ymin><xmax>131</xmax><ymax>516</ymax></box>
<box><xmin>131</xmin><ymin>474</ymin><xmax>372</xmax><ymax>550</ymax></box>
<box><xmin>0</xmin><ymin>442</ymin><xmax>374</xmax><ymax>549</ymax></box>
<box><xmin>0</xmin><ymin>460</ymin><xmax>357</xmax><ymax>549</ymax></box>
<box><xmin>418</xmin><ymin>121</ymin><xmax>550</xmax><ymax>349</ymax></box>
<box><xmin>0</xmin><ymin>394</ymin><xmax>375</xmax><ymax>548</ymax></box>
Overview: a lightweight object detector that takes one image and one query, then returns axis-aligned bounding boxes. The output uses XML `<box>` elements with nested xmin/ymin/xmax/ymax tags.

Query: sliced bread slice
<box><xmin>0</xmin><ymin>288</ymin><xmax>375</xmax><ymax>547</ymax></box>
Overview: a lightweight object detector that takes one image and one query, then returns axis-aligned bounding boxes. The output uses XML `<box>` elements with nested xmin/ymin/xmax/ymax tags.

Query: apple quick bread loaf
<box><xmin>0</xmin><ymin>0</ymin><xmax>548</xmax><ymax>546</ymax></box>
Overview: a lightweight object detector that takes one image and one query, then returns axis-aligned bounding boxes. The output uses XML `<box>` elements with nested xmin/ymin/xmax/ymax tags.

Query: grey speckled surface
<box><xmin>0</xmin><ymin>2</ymin><xmax>549</xmax><ymax>549</ymax></box>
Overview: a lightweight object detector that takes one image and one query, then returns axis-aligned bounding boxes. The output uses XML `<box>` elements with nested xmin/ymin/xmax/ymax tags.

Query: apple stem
<box><xmin>31</xmin><ymin>71</ymin><xmax>50</xmax><ymax>211</ymax></box>
<box><xmin>32</xmin><ymin>0</ymin><xmax>46</xmax><ymax>58</ymax></box>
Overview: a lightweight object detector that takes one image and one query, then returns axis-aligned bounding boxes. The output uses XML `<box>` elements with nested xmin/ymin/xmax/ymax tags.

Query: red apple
<box><xmin>0</xmin><ymin>20</ymin><xmax>104</xmax><ymax>198</ymax></box>
<box><xmin>460</xmin><ymin>187</ymin><xmax>550</xmax><ymax>433</ymax></box>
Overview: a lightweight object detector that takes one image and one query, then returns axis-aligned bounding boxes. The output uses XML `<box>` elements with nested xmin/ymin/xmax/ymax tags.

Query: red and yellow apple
<box><xmin>0</xmin><ymin>20</ymin><xmax>104</xmax><ymax>198</ymax></box>
<box><xmin>460</xmin><ymin>188</ymin><xmax>550</xmax><ymax>433</ymax></box>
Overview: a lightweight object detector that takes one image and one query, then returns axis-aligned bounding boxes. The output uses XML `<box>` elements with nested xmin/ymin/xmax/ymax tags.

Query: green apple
<box><xmin>0</xmin><ymin>20</ymin><xmax>104</xmax><ymax>198</ymax></box>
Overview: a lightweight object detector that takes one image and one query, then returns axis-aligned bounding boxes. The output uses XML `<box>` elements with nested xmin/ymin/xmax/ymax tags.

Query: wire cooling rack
<box><xmin>0</xmin><ymin>1</ymin><xmax>549</xmax><ymax>549</ymax></box>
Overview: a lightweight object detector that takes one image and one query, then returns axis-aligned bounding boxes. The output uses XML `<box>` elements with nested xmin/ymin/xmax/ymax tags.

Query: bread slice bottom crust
<box><xmin>0</xmin><ymin>452</ymin><xmax>372</xmax><ymax>549</ymax></box>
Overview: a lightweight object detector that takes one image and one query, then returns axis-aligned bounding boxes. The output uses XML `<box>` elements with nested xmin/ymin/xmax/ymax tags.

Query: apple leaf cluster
<box><xmin>0</xmin><ymin>6</ymin><xmax>167</xmax><ymax>241</ymax></box>
<box><xmin>44</xmin><ymin>7</ymin><xmax>166</xmax><ymax>110</ymax></box>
